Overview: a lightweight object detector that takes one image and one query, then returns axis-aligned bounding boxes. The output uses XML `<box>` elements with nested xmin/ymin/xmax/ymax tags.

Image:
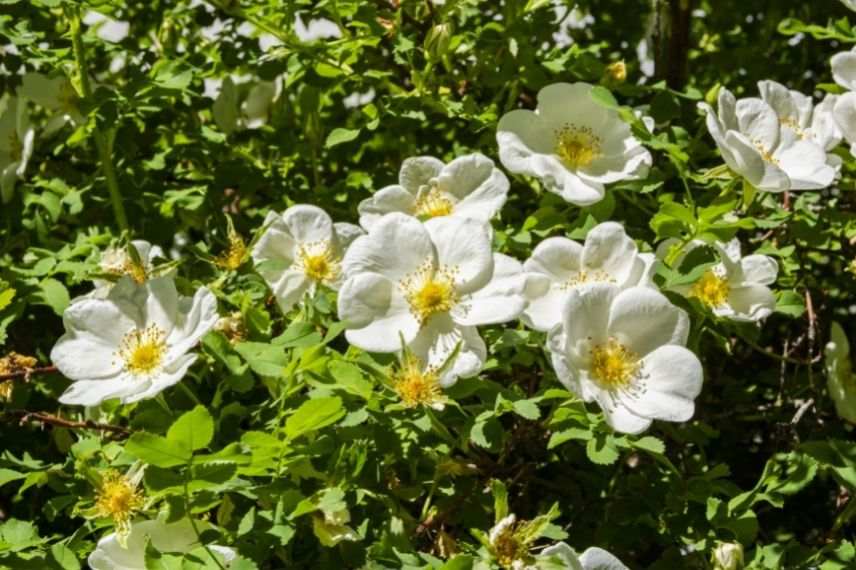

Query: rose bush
<box><xmin>0</xmin><ymin>0</ymin><xmax>855</xmax><ymax>568</ymax></box>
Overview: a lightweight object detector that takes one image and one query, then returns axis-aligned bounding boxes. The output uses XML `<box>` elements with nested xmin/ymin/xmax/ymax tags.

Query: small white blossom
<box><xmin>88</xmin><ymin>518</ymin><xmax>236</xmax><ymax>570</ymax></box>
<box><xmin>523</xmin><ymin>222</ymin><xmax>656</xmax><ymax>332</ymax></box>
<box><xmin>20</xmin><ymin>72</ymin><xmax>84</xmax><ymax>135</ymax></box>
<box><xmin>663</xmin><ymin>239</ymin><xmax>778</xmax><ymax>322</ymax></box>
<box><xmin>0</xmin><ymin>96</ymin><xmax>36</xmax><ymax>203</ymax></box>
<box><xmin>212</xmin><ymin>76</ymin><xmax>282</xmax><ymax>134</ymax></box>
<box><xmin>547</xmin><ymin>284</ymin><xmax>702</xmax><ymax>434</ymax></box>
<box><xmin>338</xmin><ymin>213</ymin><xmax>526</xmax><ymax>385</ymax></box>
<box><xmin>699</xmin><ymin>87</ymin><xmax>835</xmax><ymax>192</ymax></box>
<box><xmin>51</xmin><ymin>276</ymin><xmax>218</xmax><ymax>406</ymax></box>
<box><xmin>497</xmin><ymin>82</ymin><xmax>651</xmax><ymax>206</ymax></box>
<box><xmin>84</xmin><ymin>240</ymin><xmax>167</xmax><ymax>299</ymax></box>
<box><xmin>711</xmin><ymin>542</ymin><xmax>744</xmax><ymax>570</ymax></box>
<box><xmin>252</xmin><ymin>204</ymin><xmax>362</xmax><ymax>314</ymax></box>
<box><xmin>358</xmin><ymin>153</ymin><xmax>509</xmax><ymax>230</ymax></box>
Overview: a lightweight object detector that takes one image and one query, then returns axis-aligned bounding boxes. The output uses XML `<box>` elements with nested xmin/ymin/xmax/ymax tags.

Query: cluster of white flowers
<box><xmin>51</xmin><ymin>82</ymin><xmax>787</xmax><ymax>442</ymax></box>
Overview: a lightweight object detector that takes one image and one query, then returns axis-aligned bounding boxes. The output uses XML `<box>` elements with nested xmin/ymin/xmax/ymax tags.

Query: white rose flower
<box><xmin>698</xmin><ymin>87</ymin><xmax>835</xmax><ymax>192</ymax></box>
<box><xmin>357</xmin><ymin>153</ymin><xmax>509</xmax><ymax>231</ymax></box>
<box><xmin>252</xmin><ymin>204</ymin><xmax>363</xmax><ymax>314</ymax></box>
<box><xmin>539</xmin><ymin>542</ymin><xmax>629</xmax><ymax>570</ymax></box>
<box><xmin>547</xmin><ymin>284</ymin><xmax>702</xmax><ymax>434</ymax></box>
<box><xmin>20</xmin><ymin>72</ymin><xmax>84</xmax><ymax>135</ymax></box>
<box><xmin>338</xmin><ymin>213</ymin><xmax>526</xmax><ymax>384</ymax></box>
<box><xmin>496</xmin><ymin>82</ymin><xmax>651</xmax><ymax>206</ymax></box>
<box><xmin>0</xmin><ymin>96</ymin><xmax>36</xmax><ymax>203</ymax></box>
<box><xmin>758</xmin><ymin>80</ymin><xmax>842</xmax><ymax>156</ymax></box>
<box><xmin>664</xmin><ymin>238</ymin><xmax>778</xmax><ymax>322</ymax></box>
<box><xmin>88</xmin><ymin>518</ymin><xmax>236</xmax><ymax>570</ymax></box>
<box><xmin>51</xmin><ymin>276</ymin><xmax>218</xmax><ymax>406</ymax></box>
<box><xmin>83</xmin><ymin>240</ymin><xmax>167</xmax><ymax>299</ymax></box>
<box><xmin>522</xmin><ymin>222</ymin><xmax>656</xmax><ymax>332</ymax></box>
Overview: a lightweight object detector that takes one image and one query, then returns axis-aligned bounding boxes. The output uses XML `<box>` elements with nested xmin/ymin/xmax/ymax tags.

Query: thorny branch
<box><xmin>2</xmin><ymin>410</ymin><xmax>131</xmax><ymax>437</ymax></box>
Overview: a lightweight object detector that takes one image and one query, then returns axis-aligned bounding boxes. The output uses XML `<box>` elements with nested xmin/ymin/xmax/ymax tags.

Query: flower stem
<box><xmin>67</xmin><ymin>9</ymin><xmax>129</xmax><ymax>232</ymax></box>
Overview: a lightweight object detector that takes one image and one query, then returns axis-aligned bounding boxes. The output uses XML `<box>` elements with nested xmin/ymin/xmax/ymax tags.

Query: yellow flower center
<box><xmin>414</xmin><ymin>185</ymin><xmax>454</xmax><ymax>219</ymax></box>
<box><xmin>101</xmin><ymin>248</ymin><xmax>149</xmax><ymax>283</ymax></box>
<box><xmin>401</xmin><ymin>261</ymin><xmax>459</xmax><ymax>324</ymax></box>
<box><xmin>560</xmin><ymin>269</ymin><xmax>615</xmax><ymax>290</ymax></box>
<box><xmin>752</xmin><ymin>139</ymin><xmax>780</xmax><ymax>166</ymax></box>
<box><xmin>95</xmin><ymin>470</ymin><xmax>144</xmax><ymax>529</ymax></box>
<box><xmin>118</xmin><ymin>325</ymin><xmax>167</xmax><ymax>376</ymax></box>
<box><xmin>296</xmin><ymin>241</ymin><xmax>339</xmax><ymax>283</ymax></box>
<box><xmin>780</xmin><ymin>117</ymin><xmax>808</xmax><ymax>139</ymax></box>
<box><xmin>555</xmin><ymin>125</ymin><xmax>601</xmax><ymax>170</ymax></box>
<box><xmin>216</xmin><ymin>232</ymin><xmax>247</xmax><ymax>270</ymax></box>
<box><xmin>590</xmin><ymin>338</ymin><xmax>640</xmax><ymax>390</ymax></box>
<box><xmin>393</xmin><ymin>354</ymin><xmax>443</xmax><ymax>408</ymax></box>
<box><xmin>690</xmin><ymin>269</ymin><xmax>730</xmax><ymax>308</ymax></box>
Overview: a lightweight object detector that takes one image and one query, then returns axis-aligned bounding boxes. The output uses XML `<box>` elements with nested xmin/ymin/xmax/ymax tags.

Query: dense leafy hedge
<box><xmin>1</xmin><ymin>1</ymin><xmax>856</xmax><ymax>568</ymax></box>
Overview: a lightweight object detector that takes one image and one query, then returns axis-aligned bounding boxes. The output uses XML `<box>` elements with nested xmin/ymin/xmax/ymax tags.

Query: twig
<box><xmin>3</xmin><ymin>410</ymin><xmax>130</xmax><ymax>436</ymax></box>
<box><xmin>791</xmin><ymin>398</ymin><xmax>814</xmax><ymax>425</ymax></box>
<box><xmin>0</xmin><ymin>366</ymin><xmax>57</xmax><ymax>382</ymax></box>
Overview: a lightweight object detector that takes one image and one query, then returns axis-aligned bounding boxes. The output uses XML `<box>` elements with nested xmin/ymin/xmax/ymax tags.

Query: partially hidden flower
<box><xmin>357</xmin><ymin>153</ymin><xmax>509</xmax><ymax>231</ymax></box>
<box><xmin>87</xmin><ymin>240</ymin><xmax>167</xmax><ymax>299</ymax></box>
<box><xmin>711</xmin><ymin>542</ymin><xmax>745</xmax><ymax>570</ymax></box>
<box><xmin>251</xmin><ymin>204</ymin><xmax>363</xmax><ymax>314</ymax></box>
<box><xmin>522</xmin><ymin>222</ymin><xmax>655</xmax><ymax>332</ymax></box>
<box><xmin>496</xmin><ymin>82</ymin><xmax>651</xmax><ymax>206</ymax></box>
<box><xmin>547</xmin><ymin>284</ymin><xmax>702</xmax><ymax>434</ymax></box>
<box><xmin>212</xmin><ymin>75</ymin><xmax>282</xmax><ymax>134</ymax></box>
<box><xmin>88</xmin><ymin>517</ymin><xmax>236</xmax><ymax>570</ymax></box>
<box><xmin>51</xmin><ymin>276</ymin><xmax>218</xmax><ymax>406</ymax></box>
<box><xmin>20</xmin><ymin>72</ymin><xmax>84</xmax><ymax>135</ymax></box>
<box><xmin>539</xmin><ymin>542</ymin><xmax>630</xmax><ymax>570</ymax></box>
<box><xmin>663</xmin><ymin>238</ymin><xmax>778</xmax><ymax>322</ymax></box>
<box><xmin>698</xmin><ymin>86</ymin><xmax>835</xmax><ymax>192</ymax></box>
<box><xmin>0</xmin><ymin>96</ymin><xmax>36</xmax><ymax>203</ymax></box>
<box><xmin>825</xmin><ymin>322</ymin><xmax>856</xmax><ymax>424</ymax></box>
<box><xmin>91</xmin><ymin>466</ymin><xmax>145</xmax><ymax>546</ymax></box>
<box><xmin>338</xmin><ymin>213</ymin><xmax>527</xmax><ymax>385</ymax></box>
<box><xmin>312</xmin><ymin>507</ymin><xmax>360</xmax><ymax>547</ymax></box>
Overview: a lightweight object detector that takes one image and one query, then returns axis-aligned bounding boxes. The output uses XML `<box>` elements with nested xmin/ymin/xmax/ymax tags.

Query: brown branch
<box><xmin>3</xmin><ymin>410</ymin><xmax>131</xmax><ymax>437</ymax></box>
<box><xmin>0</xmin><ymin>366</ymin><xmax>58</xmax><ymax>382</ymax></box>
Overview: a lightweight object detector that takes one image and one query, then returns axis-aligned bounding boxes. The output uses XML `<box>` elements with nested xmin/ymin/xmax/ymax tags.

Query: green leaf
<box><xmin>167</xmin><ymin>405</ymin><xmax>214</xmax><ymax>453</ymax></box>
<box><xmin>586</xmin><ymin>435</ymin><xmax>620</xmax><ymax>465</ymax></box>
<box><xmin>50</xmin><ymin>543</ymin><xmax>80</xmax><ymax>570</ymax></box>
<box><xmin>776</xmin><ymin>290</ymin><xmax>806</xmax><ymax>317</ymax></box>
<box><xmin>235</xmin><ymin>342</ymin><xmax>288</xmax><ymax>377</ymax></box>
<box><xmin>632</xmin><ymin>436</ymin><xmax>666</xmax><ymax>455</ymax></box>
<box><xmin>325</xmin><ymin>128</ymin><xmax>361</xmax><ymax>148</ymax></box>
<box><xmin>590</xmin><ymin>85</ymin><xmax>619</xmax><ymax>110</ymax></box>
<box><xmin>327</xmin><ymin>360</ymin><xmax>373</xmax><ymax>399</ymax></box>
<box><xmin>285</xmin><ymin>397</ymin><xmax>345</xmax><ymax>440</ymax></box>
<box><xmin>125</xmin><ymin>432</ymin><xmax>190</xmax><ymax>468</ymax></box>
<box><xmin>36</xmin><ymin>278</ymin><xmax>69</xmax><ymax>316</ymax></box>
<box><xmin>512</xmin><ymin>399</ymin><xmax>541</xmax><ymax>420</ymax></box>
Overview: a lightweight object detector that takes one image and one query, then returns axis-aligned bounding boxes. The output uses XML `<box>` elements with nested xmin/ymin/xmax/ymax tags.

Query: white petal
<box><xmin>124</xmin><ymin>354</ymin><xmax>197</xmax><ymax>403</ymax></box>
<box><xmin>774</xmin><ymin>138</ymin><xmax>836</xmax><ymax>190</ymax></box>
<box><xmin>523</xmin><ymin>280</ymin><xmax>567</xmax><ymax>332</ymax></box>
<box><xmin>333</xmin><ymin>222</ymin><xmax>364</xmax><ymax>249</ymax></box>
<box><xmin>357</xmin><ymin>185</ymin><xmax>416</xmax><ymax>230</ymax></box>
<box><xmin>537</xmin><ymin>82</ymin><xmax>608</xmax><ymax>132</ymax></box>
<box><xmin>833</xmin><ymin>92</ymin><xmax>856</xmax><ymax>144</ymax></box>
<box><xmin>735</xmin><ymin>97</ymin><xmax>780</xmax><ymax>151</ymax></box>
<box><xmin>166</xmin><ymin>287</ymin><xmax>219</xmax><ymax>360</ymax></box>
<box><xmin>58</xmin><ymin>375</ymin><xmax>145</xmax><ymax>406</ymax></box>
<box><xmin>424</xmin><ymin>216</ymin><xmax>494</xmax><ymax>294</ymax></box>
<box><xmin>739</xmin><ymin>254</ymin><xmax>778</xmax><ymax>286</ymax></box>
<box><xmin>594</xmin><ymin>390</ymin><xmax>653</xmax><ymax>434</ymax></box>
<box><xmin>410</xmin><ymin>315</ymin><xmax>486</xmax><ymax>386</ymax></box>
<box><xmin>51</xmin><ymin>335</ymin><xmax>121</xmax><ymax>381</ymax></box>
<box><xmin>454</xmin><ymin>253</ymin><xmax>526</xmax><ymax>326</ymax></box>
<box><xmin>726</xmin><ymin>284</ymin><xmax>776</xmax><ymax>321</ymax></box>
<box><xmin>723</xmin><ymin>131</ymin><xmax>789</xmax><ymax>192</ymax></box>
<box><xmin>339</xmin><ymin>273</ymin><xmax>419</xmax><ymax>352</ymax></box>
<box><xmin>540</xmin><ymin>543</ymin><xmax>585</xmax><ymax>570</ymax></box>
<box><xmin>282</xmin><ymin>204</ymin><xmax>335</xmax><ymax>244</ymax></box>
<box><xmin>439</xmin><ymin>154</ymin><xmax>509</xmax><ymax>221</ymax></box>
<box><xmin>268</xmin><ymin>269</ymin><xmax>312</xmax><ymax>313</ymax></box>
<box><xmin>399</xmin><ymin>156</ymin><xmax>445</xmax><ymax>192</ymax></box>
<box><xmin>524</xmin><ymin>236</ymin><xmax>584</xmax><ymax>282</ymax></box>
<box><xmin>832</xmin><ymin>50</ymin><xmax>856</xmax><ymax>91</ymax></box>
<box><xmin>582</xmin><ymin>222</ymin><xmax>640</xmax><ymax>285</ymax></box>
<box><xmin>620</xmin><ymin>345</ymin><xmax>703</xmax><ymax>423</ymax></box>
<box><xmin>532</xmin><ymin>154</ymin><xmax>605</xmax><ymax>205</ymax></box>
<box><xmin>561</xmin><ymin>283</ymin><xmax>618</xmax><ymax>351</ymax></box>
<box><xmin>548</xmin><ymin>326</ymin><xmax>583</xmax><ymax>397</ymax></box>
<box><xmin>607</xmin><ymin>287</ymin><xmax>689</xmax><ymax>356</ymax></box>
<box><xmin>252</xmin><ymin>211</ymin><xmax>297</xmax><ymax>267</ymax></box>
<box><xmin>579</xmin><ymin>547</ymin><xmax>630</xmax><ymax>570</ymax></box>
<box><xmin>143</xmin><ymin>277</ymin><xmax>180</xmax><ymax>336</ymax></box>
<box><xmin>343</xmin><ymin>213</ymin><xmax>435</xmax><ymax>282</ymax></box>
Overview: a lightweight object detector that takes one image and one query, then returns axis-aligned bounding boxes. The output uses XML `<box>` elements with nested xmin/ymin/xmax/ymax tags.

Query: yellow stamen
<box><xmin>555</xmin><ymin>125</ymin><xmax>601</xmax><ymax>170</ymax></box>
<box><xmin>392</xmin><ymin>353</ymin><xmax>444</xmax><ymax>408</ymax></box>
<box><xmin>101</xmin><ymin>247</ymin><xmax>149</xmax><ymax>283</ymax></box>
<box><xmin>414</xmin><ymin>186</ymin><xmax>454</xmax><ymax>219</ymax></box>
<box><xmin>780</xmin><ymin>117</ymin><xmax>808</xmax><ymax>139</ymax></box>
<box><xmin>296</xmin><ymin>241</ymin><xmax>339</xmax><ymax>283</ymax></box>
<box><xmin>752</xmin><ymin>140</ymin><xmax>780</xmax><ymax>166</ymax></box>
<box><xmin>491</xmin><ymin>520</ymin><xmax>525</xmax><ymax>569</ymax></box>
<box><xmin>95</xmin><ymin>470</ymin><xmax>144</xmax><ymax>532</ymax></box>
<box><xmin>401</xmin><ymin>261</ymin><xmax>459</xmax><ymax>324</ymax></box>
<box><xmin>590</xmin><ymin>338</ymin><xmax>640</xmax><ymax>390</ymax></box>
<box><xmin>216</xmin><ymin>231</ymin><xmax>247</xmax><ymax>270</ymax></box>
<box><xmin>690</xmin><ymin>269</ymin><xmax>730</xmax><ymax>308</ymax></box>
<box><xmin>117</xmin><ymin>325</ymin><xmax>167</xmax><ymax>376</ymax></box>
<box><xmin>560</xmin><ymin>269</ymin><xmax>615</xmax><ymax>290</ymax></box>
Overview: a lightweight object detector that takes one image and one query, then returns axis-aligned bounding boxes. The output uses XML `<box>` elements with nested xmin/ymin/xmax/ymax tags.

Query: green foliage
<box><xmin>0</xmin><ymin>0</ymin><xmax>856</xmax><ymax>569</ymax></box>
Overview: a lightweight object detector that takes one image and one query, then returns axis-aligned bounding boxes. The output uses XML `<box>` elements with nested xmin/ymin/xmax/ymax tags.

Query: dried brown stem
<box><xmin>3</xmin><ymin>410</ymin><xmax>130</xmax><ymax>436</ymax></box>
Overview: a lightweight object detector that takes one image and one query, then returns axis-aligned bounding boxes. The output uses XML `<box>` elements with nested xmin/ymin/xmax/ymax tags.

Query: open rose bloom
<box><xmin>496</xmin><ymin>82</ymin><xmax>651</xmax><ymax>206</ymax></box>
<box><xmin>252</xmin><ymin>204</ymin><xmax>363</xmax><ymax>313</ymax></box>
<box><xmin>523</xmin><ymin>221</ymin><xmax>655</xmax><ymax>332</ymax></box>
<box><xmin>51</xmin><ymin>276</ymin><xmax>218</xmax><ymax>406</ymax></box>
<box><xmin>547</xmin><ymin>284</ymin><xmax>703</xmax><ymax>434</ymax></box>
<box><xmin>338</xmin><ymin>213</ymin><xmax>526</xmax><ymax>384</ymax></box>
<box><xmin>357</xmin><ymin>153</ymin><xmax>509</xmax><ymax>230</ymax></box>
